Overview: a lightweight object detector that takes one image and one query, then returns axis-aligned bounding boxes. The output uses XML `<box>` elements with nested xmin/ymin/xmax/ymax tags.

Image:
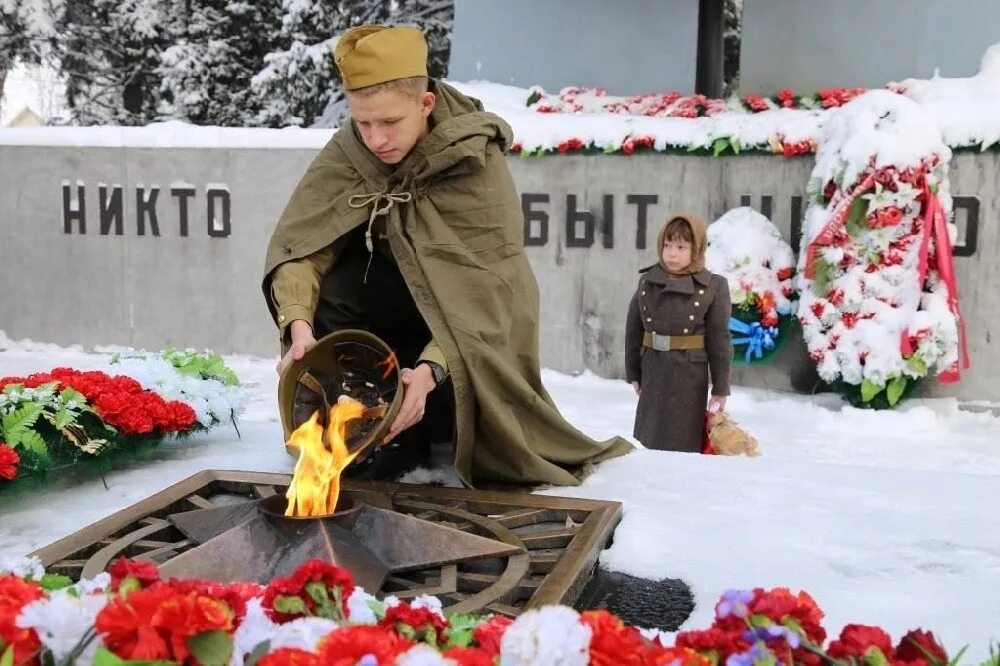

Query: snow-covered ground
<box><xmin>1</xmin><ymin>332</ymin><xmax>999</xmax><ymax>659</ymax></box>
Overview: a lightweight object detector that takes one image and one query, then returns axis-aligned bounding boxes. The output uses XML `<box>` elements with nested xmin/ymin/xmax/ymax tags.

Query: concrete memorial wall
<box><xmin>1</xmin><ymin>141</ymin><xmax>994</xmax><ymax>401</ymax></box>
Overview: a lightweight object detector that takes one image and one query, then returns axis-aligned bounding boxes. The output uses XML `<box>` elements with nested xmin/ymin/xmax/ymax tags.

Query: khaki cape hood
<box><xmin>263</xmin><ymin>80</ymin><xmax>634</xmax><ymax>487</ymax></box>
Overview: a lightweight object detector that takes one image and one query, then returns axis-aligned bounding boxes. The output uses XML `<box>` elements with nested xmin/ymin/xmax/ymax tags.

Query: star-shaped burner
<box><xmin>159</xmin><ymin>492</ymin><xmax>524</xmax><ymax>592</ymax></box>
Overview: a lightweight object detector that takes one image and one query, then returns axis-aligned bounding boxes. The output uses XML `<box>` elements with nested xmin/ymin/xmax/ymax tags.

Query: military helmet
<box><xmin>277</xmin><ymin>329</ymin><xmax>403</xmax><ymax>465</ymax></box>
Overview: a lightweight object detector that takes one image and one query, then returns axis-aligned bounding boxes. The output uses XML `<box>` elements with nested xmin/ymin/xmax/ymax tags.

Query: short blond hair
<box><xmin>346</xmin><ymin>75</ymin><xmax>429</xmax><ymax>98</ymax></box>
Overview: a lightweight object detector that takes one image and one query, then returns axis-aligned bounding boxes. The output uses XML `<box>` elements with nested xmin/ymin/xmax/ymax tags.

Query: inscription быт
<box><xmin>520</xmin><ymin>192</ymin><xmax>980</xmax><ymax>256</ymax></box>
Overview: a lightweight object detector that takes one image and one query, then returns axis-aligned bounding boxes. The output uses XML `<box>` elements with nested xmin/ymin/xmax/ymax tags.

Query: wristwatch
<box><xmin>418</xmin><ymin>360</ymin><xmax>447</xmax><ymax>387</ymax></box>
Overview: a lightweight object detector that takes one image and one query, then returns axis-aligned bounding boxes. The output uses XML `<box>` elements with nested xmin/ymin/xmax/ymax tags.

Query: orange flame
<box><xmin>284</xmin><ymin>397</ymin><xmax>366</xmax><ymax>517</ymax></box>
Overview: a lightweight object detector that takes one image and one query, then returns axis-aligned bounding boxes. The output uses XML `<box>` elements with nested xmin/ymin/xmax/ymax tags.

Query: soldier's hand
<box><xmin>384</xmin><ymin>365</ymin><xmax>436</xmax><ymax>444</ymax></box>
<box><xmin>276</xmin><ymin>321</ymin><xmax>316</xmax><ymax>374</ymax></box>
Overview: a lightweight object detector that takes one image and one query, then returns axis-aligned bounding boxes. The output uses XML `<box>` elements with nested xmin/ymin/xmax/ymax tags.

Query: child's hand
<box><xmin>631</xmin><ymin>381</ymin><xmax>641</xmax><ymax>396</ymax></box>
<box><xmin>708</xmin><ymin>396</ymin><xmax>727</xmax><ymax>413</ymax></box>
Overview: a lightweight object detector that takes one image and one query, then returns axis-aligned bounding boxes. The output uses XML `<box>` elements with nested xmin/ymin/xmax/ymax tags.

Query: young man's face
<box><xmin>348</xmin><ymin>89</ymin><xmax>435</xmax><ymax>165</ymax></box>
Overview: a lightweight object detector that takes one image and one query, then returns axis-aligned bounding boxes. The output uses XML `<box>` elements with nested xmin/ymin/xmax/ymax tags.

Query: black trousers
<box><xmin>312</xmin><ymin>231</ymin><xmax>453</xmax><ymax>478</ymax></box>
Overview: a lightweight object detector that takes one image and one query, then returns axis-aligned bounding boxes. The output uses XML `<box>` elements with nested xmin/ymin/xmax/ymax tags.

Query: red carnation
<box><xmin>263</xmin><ymin>559</ymin><xmax>355</xmax><ymax>623</ymax></box>
<box><xmin>828</xmin><ymin>624</ymin><xmax>895</xmax><ymax>662</ymax></box>
<box><xmin>750</xmin><ymin>588</ymin><xmax>826</xmax><ymax>645</ymax></box>
<box><xmin>581</xmin><ymin>609</ymin><xmax>650</xmax><ymax>666</ymax></box>
<box><xmin>810</xmin><ymin>302</ymin><xmax>826</xmax><ymax>319</ymax></box>
<box><xmin>109</xmin><ymin>376</ymin><xmax>143</xmax><ymax>395</ymax></box>
<box><xmin>761</xmin><ymin>312</ymin><xmax>780</xmax><ymax>329</ymax></box>
<box><xmin>94</xmin><ymin>392</ymin><xmax>130</xmax><ymax>420</ymax></box>
<box><xmin>896</xmin><ymin>629</ymin><xmax>948</xmax><ymax>665</ymax></box>
<box><xmin>842</xmin><ymin>312</ymin><xmax>860</xmax><ymax>329</ymax></box>
<box><xmin>165</xmin><ymin>401</ymin><xmax>198</xmax><ymax>431</ymax></box>
<box><xmin>648</xmin><ymin>646</ymin><xmax>715</xmax><ymax>666</ymax></box>
<box><xmin>107</xmin><ymin>557</ymin><xmax>161</xmax><ymax>590</ymax></box>
<box><xmin>473</xmin><ymin>613</ymin><xmax>513</xmax><ymax>656</ymax></box>
<box><xmin>316</xmin><ymin>626</ymin><xmax>411</xmax><ymax>666</ymax></box>
<box><xmin>745</xmin><ymin>94</ymin><xmax>769</xmax><ymax>112</ymax></box>
<box><xmin>22</xmin><ymin>373</ymin><xmax>55</xmax><ymax>389</ymax></box>
<box><xmin>756</xmin><ymin>291</ymin><xmax>776</xmax><ymax>315</ymax></box>
<box><xmin>777</xmin><ymin>89</ymin><xmax>795</xmax><ymax>108</ymax></box>
<box><xmin>291</xmin><ymin>559</ymin><xmax>354</xmax><ymax>602</ymax></box>
<box><xmin>0</xmin><ymin>575</ymin><xmax>44</xmax><ymax>666</ymax></box>
<box><xmin>257</xmin><ymin>648</ymin><xmax>318</xmax><ymax>666</ymax></box>
<box><xmin>868</xmin><ymin>207</ymin><xmax>904</xmax><ymax>229</ymax></box>
<box><xmin>167</xmin><ymin>579</ymin><xmax>264</xmax><ymax>623</ymax></box>
<box><xmin>380</xmin><ymin>601</ymin><xmax>447</xmax><ymax>646</ymax></box>
<box><xmin>776</xmin><ymin>267</ymin><xmax>795</xmax><ymax>282</ymax></box>
<box><xmin>676</xmin><ymin>627</ymin><xmax>747</xmax><ymax>657</ymax></box>
<box><xmin>96</xmin><ymin>585</ymin><xmax>176</xmax><ymax>661</ymax></box>
<box><xmin>121</xmin><ymin>405</ymin><xmax>157</xmax><ymax>434</ymax></box>
<box><xmin>0</xmin><ymin>444</ymin><xmax>20</xmax><ymax>482</ymax></box>
<box><xmin>379</xmin><ymin>601</ymin><xmax>448</xmax><ymax>633</ymax></box>
<box><xmin>96</xmin><ymin>583</ymin><xmax>235</xmax><ymax>663</ymax></box>
<box><xmin>154</xmin><ymin>592</ymin><xmax>235</xmax><ymax>662</ymax></box>
<box><xmin>442</xmin><ymin>646</ymin><xmax>496</xmax><ymax>666</ymax></box>
<box><xmin>557</xmin><ymin>138</ymin><xmax>585</xmax><ymax>153</ymax></box>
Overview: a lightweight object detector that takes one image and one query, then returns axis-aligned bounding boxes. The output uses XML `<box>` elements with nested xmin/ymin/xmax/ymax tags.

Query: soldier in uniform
<box><xmin>262</xmin><ymin>24</ymin><xmax>634</xmax><ymax>485</ymax></box>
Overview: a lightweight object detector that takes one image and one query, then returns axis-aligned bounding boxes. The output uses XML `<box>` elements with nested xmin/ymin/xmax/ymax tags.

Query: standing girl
<box><xmin>625</xmin><ymin>214</ymin><xmax>732</xmax><ymax>452</ymax></box>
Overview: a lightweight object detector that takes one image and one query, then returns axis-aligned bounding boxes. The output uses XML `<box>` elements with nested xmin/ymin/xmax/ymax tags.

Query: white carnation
<box><xmin>17</xmin><ymin>589</ymin><xmax>109</xmax><ymax>663</ymax></box>
<box><xmin>500</xmin><ymin>605</ymin><xmax>591</xmax><ymax>666</ymax></box>
<box><xmin>270</xmin><ymin>617</ymin><xmax>339</xmax><ymax>652</ymax></box>
<box><xmin>0</xmin><ymin>555</ymin><xmax>45</xmax><ymax>580</ymax></box>
<box><xmin>346</xmin><ymin>587</ymin><xmax>381</xmax><ymax>625</ymax></box>
<box><xmin>395</xmin><ymin>644</ymin><xmax>455</xmax><ymax>665</ymax></box>
<box><xmin>410</xmin><ymin>595</ymin><xmax>445</xmax><ymax>619</ymax></box>
<box><xmin>73</xmin><ymin>572</ymin><xmax>112</xmax><ymax>595</ymax></box>
<box><xmin>230</xmin><ymin>598</ymin><xmax>277</xmax><ymax>666</ymax></box>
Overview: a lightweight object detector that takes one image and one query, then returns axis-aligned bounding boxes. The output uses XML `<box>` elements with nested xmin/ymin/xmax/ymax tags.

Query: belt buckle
<box><xmin>656</xmin><ymin>333</ymin><xmax>672</xmax><ymax>351</ymax></box>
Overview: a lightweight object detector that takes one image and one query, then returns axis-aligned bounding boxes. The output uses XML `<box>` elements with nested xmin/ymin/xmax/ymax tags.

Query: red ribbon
<box><xmin>702</xmin><ymin>412</ymin><xmax>717</xmax><ymax>455</ymax></box>
<box><xmin>803</xmin><ymin>172</ymin><xmax>877</xmax><ymax>278</ymax></box>
<box><xmin>908</xmin><ymin>187</ymin><xmax>970</xmax><ymax>383</ymax></box>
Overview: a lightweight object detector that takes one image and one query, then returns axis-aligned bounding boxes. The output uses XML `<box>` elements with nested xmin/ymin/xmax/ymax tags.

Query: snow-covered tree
<box><xmin>394</xmin><ymin>0</ymin><xmax>452</xmax><ymax>78</ymax></box>
<box><xmin>252</xmin><ymin>0</ymin><xmax>382</xmax><ymax>128</ymax></box>
<box><xmin>55</xmin><ymin>0</ymin><xmax>170</xmax><ymax>125</ymax></box>
<box><xmin>0</xmin><ymin>0</ymin><xmax>61</xmax><ymax>116</ymax></box>
<box><xmin>316</xmin><ymin>0</ymin><xmax>455</xmax><ymax>127</ymax></box>
<box><xmin>723</xmin><ymin>0</ymin><xmax>743</xmax><ymax>95</ymax></box>
<box><xmin>158</xmin><ymin>0</ymin><xmax>282</xmax><ymax>126</ymax></box>
<box><xmin>254</xmin><ymin>0</ymin><xmax>454</xmax><ymax>128</ymax></box>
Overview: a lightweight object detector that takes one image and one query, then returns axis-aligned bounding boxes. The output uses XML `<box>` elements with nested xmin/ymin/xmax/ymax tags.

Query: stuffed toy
<box><xmin>703</xmin><ymin>410</ymin><xmax>760</xmax><ymax>457</ymax></box>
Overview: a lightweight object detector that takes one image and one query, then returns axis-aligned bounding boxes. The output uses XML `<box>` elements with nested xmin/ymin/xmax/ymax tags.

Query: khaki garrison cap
<box><xmin>334</xmin><ymin>24</ymin><xmax>428</xmax><ymax>91</ymax></box>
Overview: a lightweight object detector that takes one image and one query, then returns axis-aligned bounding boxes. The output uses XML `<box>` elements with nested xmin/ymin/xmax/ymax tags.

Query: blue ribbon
<box><xmin>730</xmin><ymin>317</ymin><xmax>779</xmax><ymax>363</ymax></box>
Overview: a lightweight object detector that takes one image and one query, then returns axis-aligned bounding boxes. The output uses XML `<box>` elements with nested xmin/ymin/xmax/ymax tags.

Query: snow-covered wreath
<box><xmin>796</xmin><ymin>90</ymin><xmax>969</xmax><ymax>408</ymax></box>
<box><xmin>706</xmin><ymin>207</ymin><xmax>797</xmax><ymax>363</ymax></box>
